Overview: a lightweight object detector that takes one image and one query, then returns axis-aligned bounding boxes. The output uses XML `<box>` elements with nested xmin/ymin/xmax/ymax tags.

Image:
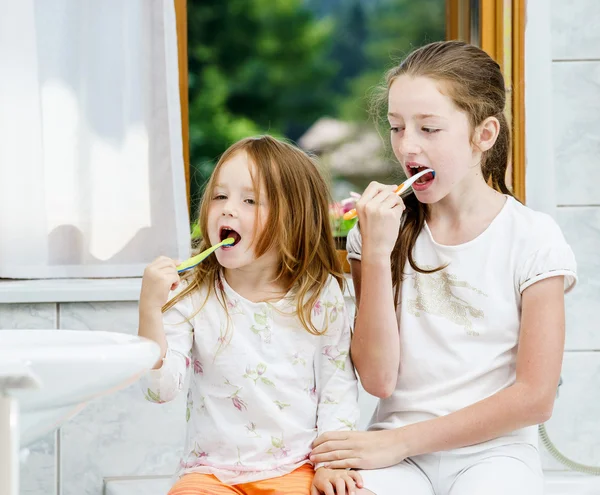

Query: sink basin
<box><xmin>0</xmin><ymin>329</ymin><xmax>160</xmax><ymax>446</ymax></box>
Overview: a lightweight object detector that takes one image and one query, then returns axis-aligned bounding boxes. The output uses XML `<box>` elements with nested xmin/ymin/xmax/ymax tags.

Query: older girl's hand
<box><xmin>355</xmin><ymin>182</ymin><xmax>405</xmax><ymax>259</ymax></box>
<box><xmin>310</xmin><ymin>430</ymin><xmax>408</xmax><ymax>471</ymax></box>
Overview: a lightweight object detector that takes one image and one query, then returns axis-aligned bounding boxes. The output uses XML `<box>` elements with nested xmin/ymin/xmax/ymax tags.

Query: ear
<box><xmin>473</xmin><ymin>116</ymin><xmax>500</xmax><ymax>152</ymax></box>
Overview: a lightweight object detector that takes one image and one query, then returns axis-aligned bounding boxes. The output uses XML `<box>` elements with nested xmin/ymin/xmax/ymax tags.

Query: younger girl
<box><xmin>310</xmin><ymin>41</ymin><xmax>577</xmax><ymax>495</ymax></box>
<box><xmin>138</xmin><ymin>136</ymin><xmax>361</xmax><ymax>495</ymax></box>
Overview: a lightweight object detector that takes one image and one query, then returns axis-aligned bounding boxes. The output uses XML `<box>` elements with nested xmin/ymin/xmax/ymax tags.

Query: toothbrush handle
<box><xmin>176</xmin><ymin>245</ymin><xmax>218</xmax><ymax>273</ymax></box>
<box><xmin>342</xmin><ymin>184</ymin><xmax>406</xmax><ymax>221</ymax></box>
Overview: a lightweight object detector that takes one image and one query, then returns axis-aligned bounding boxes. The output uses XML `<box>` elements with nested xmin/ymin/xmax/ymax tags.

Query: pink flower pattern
<box><xmin>141</xmin><ymin>276</ymin><xmax>358</xmax><ymax>484</ymax></box>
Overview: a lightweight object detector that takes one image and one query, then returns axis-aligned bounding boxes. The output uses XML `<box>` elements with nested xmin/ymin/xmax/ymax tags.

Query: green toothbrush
<box><xmin>176</xmin><ymin>237</ymin><xmax>235</xmax><ymax>273</ymax></box>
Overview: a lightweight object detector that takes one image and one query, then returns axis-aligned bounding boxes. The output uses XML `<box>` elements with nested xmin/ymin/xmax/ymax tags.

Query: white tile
<box><xmin>56</xmin><ymin>302</ymin><xmax>186</xmax><ymax>495</ymax></box>
<box><xmin>58</xmin><ymin>301</ymin><xmax>139</xmax><ymax>333</ymax></box>
<box><xmin>104</xmin><ymin>477</ymin><xmax>171</xmax><ymax>495</ymax></box>
<box><xmin>552</xmin><ymin>62</ymin><xmax>600</xmax><ymax>206</ymax></box>
<box><xmin>0</xmin><ymin>306</ymin><xmax>57</xmax><ymax>494</ymax></box>
<box><xmin>551</xmin><ymin>0</ymin><xmax>600</xmax><ymax>59</ymax></box>
<box><xmin>544</xmin><ymin>472</ymin><xmax>600</xmax><ymax>493</ymax></box>
<box><xmin>60</xmin><ymin>384</ymin><xmax>186</xmax><ymax>495</ymax></box>
<box><xmin>540</xmin><ymin>352</ymin><xmax>600</xmax><ymax>471</ymax></box>
<box><xmin>556</xmin><ymin>207</ymin><xmax>600</xmax><ymax>350</ymax></box>
<box><xmin>19</xmin><ymin>431</ymin><xmax>57</xmax><ymax>495</ymax></box>
<box><xmin>0</xmin><ymin>304</ymin><xmax>56</xmax><ymax>329</ymax></box>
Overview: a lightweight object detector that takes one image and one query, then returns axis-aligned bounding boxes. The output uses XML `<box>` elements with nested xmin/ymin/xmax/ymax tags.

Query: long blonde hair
<box><xmin>371</xmin><ymin>40</ymin><xmax>513</xmax><ymax>305</ymax></box>
<box><xmin>164</xmin><ymin>135</ymin><xmax>343</xmax><ymax>335</ymax></box>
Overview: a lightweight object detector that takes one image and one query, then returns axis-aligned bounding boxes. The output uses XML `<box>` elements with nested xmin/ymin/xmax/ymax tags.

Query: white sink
<box><xmin>0</xmin><ymin>329</ymin><xmax>160</xmax><ymax>446</ymax></box>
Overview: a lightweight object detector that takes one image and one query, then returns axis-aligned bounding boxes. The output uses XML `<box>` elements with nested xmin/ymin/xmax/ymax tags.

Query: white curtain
<box><xmin>0</xmin><ymin>0</ymin><xmax>190</xmax><ymax>278</ymax></box>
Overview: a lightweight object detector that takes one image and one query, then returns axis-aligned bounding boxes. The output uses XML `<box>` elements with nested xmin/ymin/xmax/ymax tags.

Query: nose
<box><xmin>221</xmin><ymin>199</ymin><xmax>237</xmax><ymax>217</ymax></box>
<box><xmin>396</xmin><ymin>128</ymin><xmax>421</xmax><ymax>157</ymax></box>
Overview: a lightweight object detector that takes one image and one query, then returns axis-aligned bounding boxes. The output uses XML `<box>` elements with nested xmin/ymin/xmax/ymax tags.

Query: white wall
<box><xmin>525</xmin><ymin>0</ymin><xmax>600</xmax><ymax>471</ymax></box>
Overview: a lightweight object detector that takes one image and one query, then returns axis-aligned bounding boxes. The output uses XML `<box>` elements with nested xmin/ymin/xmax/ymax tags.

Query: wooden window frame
<box><xmin>447</xmin><ymin>0</ymin><xmax>526</xmax><ymax>203</ymax></box>
<box><xmin>175</xmin><ymin>0</ymin><xmax>190</xmax><ymax>208</ymax></box>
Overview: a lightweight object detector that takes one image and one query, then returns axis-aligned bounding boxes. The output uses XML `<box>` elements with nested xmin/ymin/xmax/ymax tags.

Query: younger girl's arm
<box><xmin>138</xmin><ymin>256</ymin><xmax>193</xmax><ymax>404</ymax></box>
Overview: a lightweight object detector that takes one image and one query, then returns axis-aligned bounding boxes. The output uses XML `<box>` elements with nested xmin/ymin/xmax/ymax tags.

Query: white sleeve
<box><xmin>517</xmin><ymin>217</ymin><xmax>577</xmax><ymax>294</ymax></box>
<box><xmin>346</xmin><ymin>225</ymin><xmax>362</xmax><ymax>262</ymax></box>
<box><xmin>139</xmin><ymin>285</ymin><xmax>194</xmax><ymax>404</ymax></box>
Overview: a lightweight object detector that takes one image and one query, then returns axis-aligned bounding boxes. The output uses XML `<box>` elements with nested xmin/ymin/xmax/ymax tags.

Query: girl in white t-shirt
<box><xmin>138</xmin><ymin>136</ymin><xmax>362</xmax><ymax>495</ymax></box>
<box><xmin>310</xmin><ymin>41</ymin><xmax>577</xmax><ymax>495</ymax></box>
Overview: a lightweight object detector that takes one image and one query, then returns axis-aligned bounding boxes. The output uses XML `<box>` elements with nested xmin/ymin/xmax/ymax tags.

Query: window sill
<box><xmin>0</xmin><ymin>278</ymin><xmax>142</xmax><ymax>304</ymax></box>
<box><xmin>0</xmin><ymin>274</ymin><xmax>354</xmax><ymax>305</ymax></box>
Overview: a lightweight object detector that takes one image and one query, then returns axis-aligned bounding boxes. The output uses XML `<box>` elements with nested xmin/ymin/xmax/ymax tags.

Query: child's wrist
<box><xmin>394</xmin><ymin>424</ymin><xmax>418</xmax><ymax>459</ymax></box>
<box><xmin>139</xmin><ymin>295</ymin><xmax>164</xmax><ymax>314</ymax></box>
<box><xmin>361</xmin><ymin>247</ymin><xmax>392</xmax><ymax>265</ymax></box>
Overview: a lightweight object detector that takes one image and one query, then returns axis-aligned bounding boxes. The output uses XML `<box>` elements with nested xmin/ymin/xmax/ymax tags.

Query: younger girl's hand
<box><xmin>311</xmin><ymin>467</ymin><xmax>363</xmax><ymax>495</ymax></box>
<box><xmin>140</xmin><ymin>256</ymin><xmax>181</xmax><ymax>310</ymax></box>
<box><xmin>355</xmin><ymin>181</ymin><xmax>405</xmax><ymax>259</ymax></box>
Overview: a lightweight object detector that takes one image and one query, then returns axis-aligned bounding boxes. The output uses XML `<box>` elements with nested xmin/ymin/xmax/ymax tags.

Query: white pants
<box><xmin>359</xmin><ymin>443</ymin><xmax>544</xmax><ymax>495</ymax></box>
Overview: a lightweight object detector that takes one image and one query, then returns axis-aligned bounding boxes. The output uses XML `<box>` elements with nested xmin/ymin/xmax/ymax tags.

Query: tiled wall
<box><xmin>3</xmin><ymin>2</ymin><xmax>600</xmax><ymax>493</ymax></box>
<box><xmin>538</xmin><ymin>0</ymin><xmax>600</xmax><ymax>472</ymax></box>
<box><xmin>1</xmin><ymin>303</ymin><xmax>187</xmax><ymax>495</ymax></box>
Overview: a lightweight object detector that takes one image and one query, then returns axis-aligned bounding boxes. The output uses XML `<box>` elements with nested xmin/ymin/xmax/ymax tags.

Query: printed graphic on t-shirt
<box><xmin>407</xmin><ymin>268</ymin><xmax>487</xmax><ymax>336</ymax></box>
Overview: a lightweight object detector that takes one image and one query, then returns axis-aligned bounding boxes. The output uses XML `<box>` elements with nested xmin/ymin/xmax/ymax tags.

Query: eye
<box><xmin>390</xmin><ymin>126</ymin><xmax>404</xmax><ymax>134</ymax></box>
<box><xmin>422</xmin><ymin>127</ymin><xmax>440</xmax><ymax>134</ymax></box>
<box><xmin>213</xmin><ymin>194</ymin><xmax>227</xmax><ymax>200</ymax></box>
<box><xmin>244</xmin><ymin>198</ymin><xmax>256</xmax><ymax>205</ymax></box>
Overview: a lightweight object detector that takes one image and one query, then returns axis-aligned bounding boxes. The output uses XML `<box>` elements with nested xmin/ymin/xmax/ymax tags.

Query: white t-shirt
<box><xmin>346</xmin><ymin>196</ymin><xmax>577</xmax><ymax>451</ymax></box>
<box><xmin>140</xmin><ymin>274</ymin><xmax>359</xmax><ymax>483</ymax></box>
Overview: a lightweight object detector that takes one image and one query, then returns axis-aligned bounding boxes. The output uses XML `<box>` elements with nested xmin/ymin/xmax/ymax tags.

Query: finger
<box><xmin>155</xmin><ymin>256</ymin><xmax>176</xmax><ymax>266</ymax></box>
<box><xmin>311</xmin><ymin>450</ymin><xmax>356</xmax><ymax>465</ymax></box>
<box><xmin>324</xmin><ymin>482</ymin><xmax>335</xmax><ymax>495</ymax></box>
<box><xmin>357</xmin><ymin>181</ymin><xmax>392</xmax><ymax>205</ymax></box>
<box><xmin>160</xmin><ymin>259</ymin><xmax>179</xmax><ymax>270</ymax></box>
<box><xmin>335</xmin><ymin>478</ymin><xmax>346</xmax><ymax>495</ymax></box>
<box><xmin>311</xmin><ymin>441</ymin><xmax>351</xmax><ymax>456</ymax></box>
<box><xmin>365</xmin><ymin>184</ymin><xmax>398</xmax><ymax>207</ymax></box>
<box><xmin>321</xmin><ymin>459</ymin><xmax>361</xmax><ymax>470</ymax></box>
<box><xmin>311</xmin><ymin>484</ymin><xmax>319</xmax><ymax>495</ymax></box>
<box><xmin>381</xmin><ymin>191</ymin><xmax>405</xmax><ymax>211</ymax></box>
<box><xmin>343</xmin><ymin>475</ymin><xmax>356</xmax><ymax>495</ymax></box>
<box><xmin>348</xmin><ymin>471</ymin><xmax>363</xmax><ymax>488</ymax></box>
<box><xmin>313</xmin><ymin>432</ymin><xmax>346</xmax><ymax>448</ymax></box>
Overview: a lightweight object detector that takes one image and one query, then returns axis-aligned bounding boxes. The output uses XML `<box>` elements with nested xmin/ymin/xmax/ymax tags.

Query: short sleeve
<box><xmin>346</xmin><ymin>225</ymin><xmax>362</xmax><ymax>262</ymax></box>
<box><xmin>517</xmin><ymin>220</ymin><xmax>577</xmax><ymax>294</ymax></box>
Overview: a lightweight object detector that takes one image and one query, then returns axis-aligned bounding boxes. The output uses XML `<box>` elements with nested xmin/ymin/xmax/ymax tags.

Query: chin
<box><xmin>414</xmin><ymin>189</ymin><xmax>446</xmax><ymax>205</ymax></box>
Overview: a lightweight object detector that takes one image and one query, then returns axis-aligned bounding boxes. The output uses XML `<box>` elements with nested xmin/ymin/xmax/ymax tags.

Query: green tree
<box><xmin>328</xmin><ymin>0</ymin><xmax>368</xmax><ymax>95</ymax></box>
<box><xmin>337</xmin><ymin>0</ymin><xmax>445</xmax><ymax>122</ymax></box>
<box><xmin>187</xmin><ymin>0</ymin><xmax>335</xmax><ymax>212</ymax></box>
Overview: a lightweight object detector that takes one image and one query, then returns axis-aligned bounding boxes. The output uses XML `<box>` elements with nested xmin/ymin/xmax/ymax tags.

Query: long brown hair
<box><xmin>164</xmin><ymin>135</ymin><xmax>343</xmax><ymax>336</ymax></box>
<box><xmin>372</xmin><ymin>40</ymin><xmax>513</xmax><ymax>305</ymax></box>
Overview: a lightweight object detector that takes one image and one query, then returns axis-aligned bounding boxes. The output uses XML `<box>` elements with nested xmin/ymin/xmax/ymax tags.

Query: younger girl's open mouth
<box><xmin>219</xmin><ymin>227</ymin><xmax>241</xmax><ymax>248</ymax></box>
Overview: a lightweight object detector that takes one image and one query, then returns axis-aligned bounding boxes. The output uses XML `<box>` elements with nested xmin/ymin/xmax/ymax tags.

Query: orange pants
<box><xmin>168</xmin><ymin>464</ymin><xmax>314</xmax><ymax>495</ymax></box>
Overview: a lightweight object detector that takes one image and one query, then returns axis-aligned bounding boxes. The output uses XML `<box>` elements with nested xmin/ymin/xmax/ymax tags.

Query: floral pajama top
<box><xmin>140</xmin><ymin>274</ymin><xmax>360</xmax><ymax>484</ymax></box>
